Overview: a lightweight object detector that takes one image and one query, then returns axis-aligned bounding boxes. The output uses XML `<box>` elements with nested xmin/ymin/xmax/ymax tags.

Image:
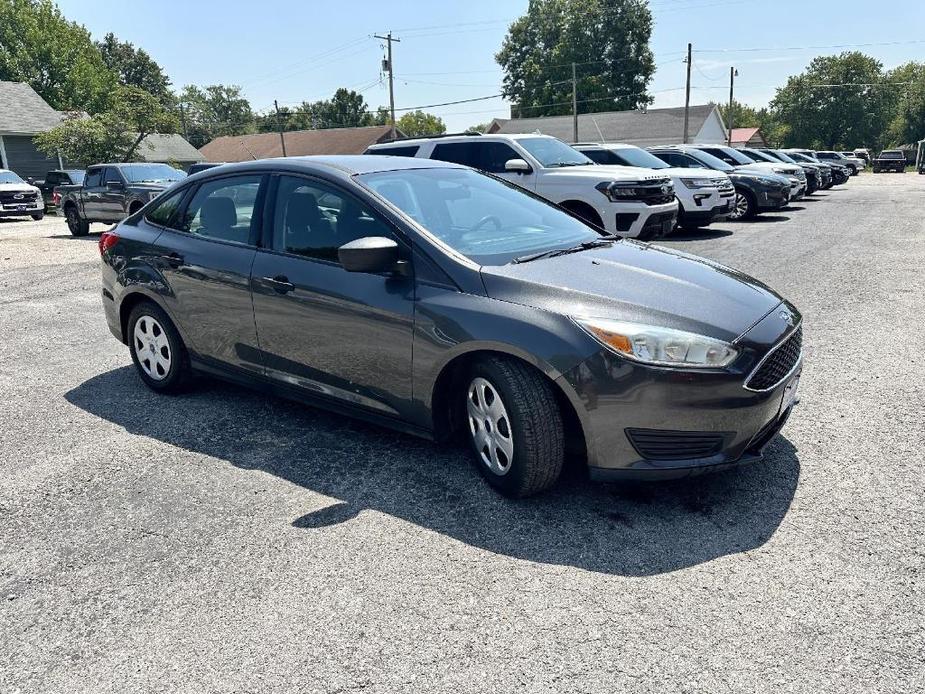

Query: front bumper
<box><xmin>757</xmin><ymin>186</ymin><xmax>790</xmax><ymax>211</ymax></box>
<box><xmin>0</xmin><ymin>201</ymin><xmax>43</xmax><ymax>217</ymax></box>
<box><xmin>559</xmin><ymin>305</ymin><xmax>802</xmax><ymax>480</ymax></box>
<box><xmin>603</xmin><ymin>200</ymin><xmax>679</xmax><ymax>238</ymax></box>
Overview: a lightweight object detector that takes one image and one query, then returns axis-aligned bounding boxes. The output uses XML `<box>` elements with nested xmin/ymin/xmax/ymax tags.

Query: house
<box><xmin>487</xmin><ymin>104</ymin><xmax>727</xmax><ymax>147</ymax></box>
<box><xmin>729</xmin><ymin>127</ymin><xmax>767</xmax><ymax>148</ymax></box>
<box><xmin>133</xmin><ymin>133</ymin><xmax>204</xmax><ymax>170</ymax></box>
<box><xmin>0</xmin><ymin>81</ymin><xmax>66</xmax><ymax>178</ymax></box>
<box><xmin>199</xmin><ymin>124</ymin><xmax>403</xmax><ymax>162</ymax></box>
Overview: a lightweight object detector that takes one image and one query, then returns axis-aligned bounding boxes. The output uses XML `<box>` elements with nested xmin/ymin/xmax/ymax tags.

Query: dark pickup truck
<box><xmin>58</xmin><ymin>162</ymin><xmax>185</xmax><ymax>236</ymax></box>
<box><xmin>872</xmin><ymin>150</ymin><xmax>907</xmax><ymax>173</ymax></box>
<box><xmin>34</xmin><ymin>169</ymin><xmax>85</xmax><ymax>209</ymax></box>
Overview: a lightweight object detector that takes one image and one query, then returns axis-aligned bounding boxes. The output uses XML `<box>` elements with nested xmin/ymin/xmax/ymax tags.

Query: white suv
<box><xmin>573</xmin><ymin>143</ymin><xmax>734</xmax><ymax>230</ymax></box>
<box><xmin>365</xmin><ymin>134</ymin><xmax>679</xmax><ymax>240</ymax></box>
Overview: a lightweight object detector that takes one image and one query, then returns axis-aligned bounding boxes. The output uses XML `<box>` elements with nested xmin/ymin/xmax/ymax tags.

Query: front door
<box><xmin>250</xmin><ymin>174</ymin><xmax>415</xmax><ymax>418</ymax></box>
<box><xmin>151</xmin><ymin>173</ymin><xmax>266</xmax><ymax>374</ymax></box>
<box><xmin>81</xmin><ymin>167</ymin><xmax>105</xmax><ymax>220</ymax></box>
<box><xmin>102</xmin><ymin>167</ymin><xmax>128</xmax><ymax>221</ymax></box>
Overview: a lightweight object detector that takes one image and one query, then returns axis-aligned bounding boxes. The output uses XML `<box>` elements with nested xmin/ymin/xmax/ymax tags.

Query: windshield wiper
<box><xmin>512</xmin><ymin>235</ymin><xmax>620</xmax><ymax>264</ymax></box>
<box><xmin>548</xmin><ymin>161</ymin><xmax>586</xmax><ymax>168</ymax></box>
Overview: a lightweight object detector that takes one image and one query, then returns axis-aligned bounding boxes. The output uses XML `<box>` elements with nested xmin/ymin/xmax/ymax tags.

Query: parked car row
<box><xmin>365</xmin><ymin>134</ymin><xmax>860</xmax><ymax>239</ymax></box>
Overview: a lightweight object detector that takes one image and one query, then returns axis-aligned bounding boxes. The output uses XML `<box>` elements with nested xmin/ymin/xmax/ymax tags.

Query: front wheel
<box><xmin>464</xmin><ymin>358</ymin><xmax>564</xmax><ymax>498</ymax></box>
<box><xmin>31</xmin><ymin>213</ymin><xmax>44</xmax><ymax>221</ymax></box>
<box><xmin>728</xmin><ymin>189</ymin><xmax>756</xmax><ymax>221</ymax></box>
<box><xmin>64</xmin><ymin>206</ymin><xmax>89</xmax><ymax>236</ymax></box>
<box><xmin>128</xmin><ymin>302</ymin><xmax>191</xmax><ymax>393</ymax></box>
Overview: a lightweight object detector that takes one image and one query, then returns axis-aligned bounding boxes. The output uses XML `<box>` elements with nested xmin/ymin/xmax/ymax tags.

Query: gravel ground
<box><xmin>1</xmin><ymin>176</ymin><xmax>923</xmax><ymax>693</ymax></box>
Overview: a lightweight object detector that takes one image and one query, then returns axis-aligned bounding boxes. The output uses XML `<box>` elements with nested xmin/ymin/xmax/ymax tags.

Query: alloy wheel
<box><xmin>133</xmin><ymin>315</ymin><xmax>172</xmax><ymax>381</ymax></box>
<box><xmin>65</xmin><ymin>207</ymin><xmax>79</xmax><ymax>231</ymax></box>
<box><xmin>729</xmin><ymin>192</ymin><xmax>749</xmax><ymax>220</ymax></box>
<box><xmin>467</xmin><ymin>377</ymin><xmax>514</xmax><ymax>475</ymax></box>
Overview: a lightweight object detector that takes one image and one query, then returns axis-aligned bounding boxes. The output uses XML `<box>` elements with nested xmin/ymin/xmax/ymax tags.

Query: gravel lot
<box><xmin>2</xmin><ymin>175</ymin><xmax>923</xmax><ymax>693</ymax></box>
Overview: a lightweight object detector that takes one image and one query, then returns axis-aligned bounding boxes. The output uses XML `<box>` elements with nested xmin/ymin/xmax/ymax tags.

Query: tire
<box><xmin>31</xmin><ymin>213</ymin><xmax>44</xmax><ymax>221</ymax></box>
<box><xmin>127</xmin><ymin>302</ymin><xmax>191</xmax><ymax>394</ymax></box>
<box><xmin>728</xmin><ymin>189</ymin><xmax>756</xmax><ymax>221</ymax></box>
<box><xmin>64</xmin><ymin>205</ymin><xmax>89</xmax><ymax>237</ymax></box>
<box><xmin>463</xmin><ymin>357</ymin><xmax>564</xmax><ymax>498</ymax></box>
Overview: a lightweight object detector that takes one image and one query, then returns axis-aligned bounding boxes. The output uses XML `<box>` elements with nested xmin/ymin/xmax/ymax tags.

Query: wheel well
<box><xmin>430</xmin><ymin>350</ymin><xmax>587</xmax><ymax>463</ymax></box>
<box><xmin>560</xmin><ymin>200</ymin><xmax>604</xmax><ymax>229</ymax></box>
<box><xmin>118</xmin><ymin>293</ymin><xmax>155</xmax><ymax>344</ymax></box>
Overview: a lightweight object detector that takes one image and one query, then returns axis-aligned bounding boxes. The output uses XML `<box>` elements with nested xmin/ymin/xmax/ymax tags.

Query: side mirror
<box><xmin>338</xmin><ymin>237</ymin><xmax>400</xmax><ymax>274</ymax></box>
<box><xmin>504</xmin><ymin>158</ymin><xmax>532</xmax><ymax>174</ymax></box>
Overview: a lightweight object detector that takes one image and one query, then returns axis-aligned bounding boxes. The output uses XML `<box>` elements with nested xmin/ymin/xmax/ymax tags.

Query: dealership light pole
<box><xmin>727</xmin><ymin>66</ymin><xmax>738</xmax><ymax>146</ymax></box>
<box><xmin>683</xmin><ymin>43</ymin><xmax>692</xmax><ymax>144</ymax></box>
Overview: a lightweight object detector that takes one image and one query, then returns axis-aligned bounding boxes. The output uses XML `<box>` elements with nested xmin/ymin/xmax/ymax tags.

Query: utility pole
<box><xmin>374</xmin><ymin>32</ymin><xmax>401</xmax><ymax>139</ymax></box>
<box><xmin>572</xmin><ymin>62</ymin><xmax>578</xmax><ymax>142</ymax></box>
<box><xmin>274</xmin><ymin>100</ymin><xmax>287</xmax><ymax>157</ymax></box>
<box><xmin>682</xmin><ymin>43</ymin><xmax>692</xmax><ymax>144</ymax></box>
<box><xmin>727</xmin><ymin>67</ymin><xmax>737</xmax><ymax>147</ymax></box>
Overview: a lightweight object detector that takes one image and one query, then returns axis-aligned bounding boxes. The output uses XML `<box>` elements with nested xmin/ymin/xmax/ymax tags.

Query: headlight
<box><xmin>574</xmin><ymin>317</ymin><xmax>739</xmax><ymax>368</ymax></box>
<box><xmin>595</xmin><ymin>181</ymin><xmax>639</xmax><ymax>201</ymax></box>
<box><xmin>680</xmin><ymin>177</ymin><xmax>715</xmax><ymax>189</ymax></box>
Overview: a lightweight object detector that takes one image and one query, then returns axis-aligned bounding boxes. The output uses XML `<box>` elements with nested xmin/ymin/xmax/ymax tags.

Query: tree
<box><xmin>395</xmin><ymin>110</ymin><xmax>446</xmax><ymax>137</ymax></box>
<box><xmin>35</xmin><ymin>85</ymin><xmax>179</xmax><ymax>166</ymax></box>
<box><xmin>465</xmin><ymin>121</ymin><xmax>493</xmax><ymax>134</ymax></box>
<box><xmin>305</xmin><ymin>88</ymin><xmax>373</xmax><ymax>129</ymax></box>
<box><xmin>180</xmin><ymin>84</ymin><xmax>255</xmax><ymax>147</ymax></box>
<box><xmin>884</xmin><ymin>62</ymin><xmax>925</xmax><ymax>146</ymax></box>
<box><xmin>717</xmin><ymin>99</ymin><xmax>761</xmax><ymax>129</ymax></box>
<box><xmin>0</xmin><ymin>0</ymin><xmax>116</xmax><ymax>113</ymax></box>
<box><xmin>771</xmin><ymin>52</ymin><xmax>892</xmax><ymax>149</ymax></box>
<box><xmin>96</xmin><ymin>32</ymin><xmax>173</xmax><ymax>107</ymax></box>
<box><xmin>496</xmin><ymin>0</ymin><xmax>655</xmax><ymax>118</ymax></box>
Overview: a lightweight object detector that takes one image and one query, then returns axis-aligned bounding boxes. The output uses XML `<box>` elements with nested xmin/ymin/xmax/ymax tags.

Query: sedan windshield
<box><xmin>516</xmin><ymin>137</ymin><xmax>594</xmax><ymax>168</ymax></box>
<box><xmin>121</xmin><ymin>164</ymin><xmax>186</xmax><ymax>183</ymax></box>
<box><xmin>359</xmin><ymin>167</ymin><xmax>603</xmax><ymax>266</ymax></box>
<box><xmin>0</xmin><ymin>171</ymin><xmax>25</xmax><ymax>184</ymax></box>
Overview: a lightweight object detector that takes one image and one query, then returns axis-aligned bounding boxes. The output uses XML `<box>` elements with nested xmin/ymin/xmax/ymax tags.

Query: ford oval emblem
<box><xmin>13</xmin><ymin>193</ymin><xmax>24</xmax><ymax>200</ymax></box>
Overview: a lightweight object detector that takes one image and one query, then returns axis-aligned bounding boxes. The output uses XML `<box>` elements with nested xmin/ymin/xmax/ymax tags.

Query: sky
<box><xmin>55</xmin><ymin>0</ymin><xmax>925</xmax><ymax>132</ymax></box>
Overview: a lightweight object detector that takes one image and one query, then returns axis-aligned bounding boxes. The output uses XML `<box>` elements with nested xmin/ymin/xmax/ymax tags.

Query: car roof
<box><xmin>572</xmin><ymin>142</ymin><xmax>638</xmax><ymax>150</ymax></box>
<box><xmin>185</xmin><ymin>155</ymin><xmax>466</xmax><ymax>179</ymax></box>
<box><xmin>368</xmin><ymin>133</ymin><xmax>559</xmax><ymax>148</ymax></box>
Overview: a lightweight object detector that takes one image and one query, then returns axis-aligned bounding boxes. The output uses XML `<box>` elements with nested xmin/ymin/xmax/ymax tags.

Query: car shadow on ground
<box><xmin>65</xmin><ymin>366</ymin><xmax>800</xmax><ymax>577</ymax></box>
<box><xmin>667</xmin><ymin>227</ymin><xmax>735</xmax><ymax>241</ymax></box>
<box><xmin>741</xmin><ymin>214</ymin><xmax>790</xmax><ymax>223</ymax></box>
<box><xmin>47</xmin><ymin>233</ymin><xmax>98</xmax><ymax>241</ymax></box>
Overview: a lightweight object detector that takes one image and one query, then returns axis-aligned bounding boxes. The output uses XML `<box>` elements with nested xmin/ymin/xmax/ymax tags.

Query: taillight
<box><xmin>52</xmin><ymin>191</ymin><xmax>60</xmax><ymax>205</ymax></box>
<box><xmin>99</xmin><ymin>231</ymin><xmax>119</xmax><ymax>254</ymax></box>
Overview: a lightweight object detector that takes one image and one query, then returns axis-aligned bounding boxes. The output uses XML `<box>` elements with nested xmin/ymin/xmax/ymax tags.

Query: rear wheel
<box><xmin>463</xmin><ymin>357</ymin><xmax>564</xmax><ymax>497</ymax></box>
<box><xmin>31</xmin><ymin>212</ymin><xmax>44</xmax><ymax>221</ymax></box>
<box><xmin>728</xmin><ymin>189</ymin><xmax>756</xmax><ymax>221</ymax></box>
<box><xmin>127</xmin><ymin>302</ymin><xmax>191</xmax><ymax>393</ymax></box>
<box><xmin>64</xmin><ymin>205</ymin><xmax>89</xmax><ymax>236</ymax></box>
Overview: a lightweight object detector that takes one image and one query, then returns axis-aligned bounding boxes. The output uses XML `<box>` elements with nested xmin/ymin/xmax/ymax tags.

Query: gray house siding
<box><xmin>1</xmin><ymin>135</ymin><xmax>60</xmax><ymax>180</ymax></box>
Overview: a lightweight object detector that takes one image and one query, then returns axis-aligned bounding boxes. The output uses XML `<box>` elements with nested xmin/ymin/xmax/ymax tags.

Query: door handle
<box><xmin>159</xmin><ymin>252</ymin><xmax>184</xmax><ymax>267</ymax></box>
<box><xmin>263</xmin><ymin>275</ymin><xmax>295</xmax><ymax>294</ymax></box>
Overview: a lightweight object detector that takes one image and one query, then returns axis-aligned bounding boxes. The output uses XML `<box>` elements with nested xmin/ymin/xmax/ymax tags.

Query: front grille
<box><xmin>626</xmin><ymin>428</ymin><xmax>727</xmax><ymax>461</ymax></box>
<box><xmin>641</xmin><ymin>210</ymin><xmax>677</xmax><ymax>231</ymax></box>
<box><xmin>0</xmin><ymin>191</ymin><xmax>38</xmax><ymax>204</ymax></box>
<box><xmin>746</xmin><ymin>326</ymin><xmax>802</xmax><ymax>391</ymax></box>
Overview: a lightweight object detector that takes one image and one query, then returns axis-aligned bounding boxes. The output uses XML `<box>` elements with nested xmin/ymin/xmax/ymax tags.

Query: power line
<box><xmin>695</xmin><ymin>38</ymin><xmax>925</xmax><ymax>53</ymax></box>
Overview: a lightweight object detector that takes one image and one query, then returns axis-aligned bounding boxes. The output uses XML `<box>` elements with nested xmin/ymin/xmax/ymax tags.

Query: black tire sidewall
<box><xmin>127</xmin><ymin>302</ymin><xmax>188</xmax><ymax>393</ymax></box>
<box><xmin>464</xmin><ymin>359</ymin><xmax>563</xmax><ymax>497</ymax></box>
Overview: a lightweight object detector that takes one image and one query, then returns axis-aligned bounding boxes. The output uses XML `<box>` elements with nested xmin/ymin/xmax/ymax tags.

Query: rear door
<box><xmin>249</xmin><ymin>174</ymin><xmax>415</xmax><ymax>418</ymax></box>
<box><xmin>151</xmin><ymin>173</ymin><xmax>267</xmax><ymax>374</ymax></box>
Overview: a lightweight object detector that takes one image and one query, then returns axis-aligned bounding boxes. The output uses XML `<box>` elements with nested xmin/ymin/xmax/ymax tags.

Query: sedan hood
<box><xmin>481</xmin><ymin>240</ymin><xmax>784</xmax><ymax>342</ymax></box>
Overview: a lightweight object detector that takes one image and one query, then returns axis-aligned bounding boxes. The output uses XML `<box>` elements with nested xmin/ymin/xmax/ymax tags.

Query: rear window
<box><xmin>367</xmin><ymin>145</ymin><xmax>420</xmax><ymax>157</ymax></box>
<box><xmin>144</xmin><ymin>188</ymin><xmax>186</xmax><ymax>228</ymax></box>
<box><xmin>881</xmin><ymin>151</ymin><xmax>904</xmax><ymax>159</ymax></box>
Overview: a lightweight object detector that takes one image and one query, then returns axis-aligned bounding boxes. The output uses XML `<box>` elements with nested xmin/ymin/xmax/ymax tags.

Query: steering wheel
<box><xmin>468</xmin><ymin>215</ymin><xmax>502</xmax><ymax>233</ymax></box>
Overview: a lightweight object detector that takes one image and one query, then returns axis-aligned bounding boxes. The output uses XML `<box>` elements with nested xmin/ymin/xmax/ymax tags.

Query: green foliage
<box><xmin>717</xmin><ymin>99</ymin><xmax>760</xmax><ymax>129</ymax></box>
<box><xmin>304</xmin><ymin>88</ymin><xmax>374</xmax><ymax>129</ymax></box>
<box><xmin>97</xmin><ymin>32</ymin><xmax>173</xmax><ymax>107</ymax></box>
<box><xmin>180</xmin><ymin>84</ymin><xmax>255</xmax><ymax>147</ymax></box>
<box><xmin>465</xmin><ymin>121</ymin><xmax>493</xmax><ymax>134</ymax></box>
<box><xmin>496</xmin><ymin>0</ymin><xmax>655</xmax><ymax>118</ymax></box>
<box><xmin>771</xmin><ymin>52</ymin><xmax>892</xmax><ymax>149</ymax></box>
<box><xmin>35</xmin><ymin>85</ymin><xmax>179</xmax><ymax>166</ymax></box>
<box><xmin>0</xmin><ymin>0</ymin><xmax>117</xmax><ymax>113</ymax></box>
<box><xmin>395</xmin><ymin>110</ymin><xmax>446</xmax><ymax>137</ymax></box>
<box><xmin>884</xmin><ymin>62</ymin><xmax>925</xmax><ymax>146</ymax></box>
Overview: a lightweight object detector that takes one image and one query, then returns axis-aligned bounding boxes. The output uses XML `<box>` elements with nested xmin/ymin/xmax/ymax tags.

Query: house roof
<box><xmin>136</xmin><ymin>133</ymin><xmax>204</xmax><ymax>163</ymax></box>
<box><xmin>0</xmin><ymin>81</ymin><xmax>65</xmax><ymax>134</ymax></box>
<box><xmin>199</xmin><ymin>124</ymin><xmax>401</xmax><ymax>162</ymax></box>
<box><xmin>729</xmin><ymin>127</ymin><xmax>764</xmax><ymax>146</ymax></box>
<box><xmin>489</xmin><ymin>104</ymin><xmax>720</xmax><ymax>147</ymax></box>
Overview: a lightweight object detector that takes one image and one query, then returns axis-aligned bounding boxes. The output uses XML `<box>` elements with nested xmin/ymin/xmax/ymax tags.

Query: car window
<box><xmin>68</xmin><ymin>171</ymin><xmax>85</xmax><ymax>184</ymax></box>
<box><xmin>361</xmin><ymin>167</ymin><xmax>601</xmax><ymax>266</ymax></box>
<box><xmin>272</xmin><ymin>175</ymin><xmax>395</xmax><ymax>263</ymax></box>
<box><xmin>582</xmin><ymin>148</ymin><xmax>623</xmax><ymax>165</ymax></box>
<box><xmin>144</xmin><ymin>189</ymin><xmax>186</xmax><ymax>228</ymax></box>
<box><xmin>431</xmin><ymin>142</ymin><xmax>481</xmax><ymax>168</ymax></box>
<box><xmin>103</xmin><ymin>167</ymin><xmax>122</xmax><ymax>184</ymax></box>
<box><xmin>366</xmin><ymin>145</ymin><xmax>420</xmax><ymax>157</ymax></box>
<box><xmin>480</xmin><ymin>142</ymin><xmax>522</xmax><ymax>173</ymax></box>
<box><xmin>653</xmin><ymin>152</ymin><xmax>705</xmax><ymax>169</ymax></box>
<box><xmin>84</xmin><ymin>169</ymin><xmax>103</xmax><ymax>188</ymax></box>
<box><xmin>178</xmin><ymin>175</ymin><xmax>262</xmax><ymax>245</ymax></box>
<box><xmin>45</xmin><ymin>172</ymin><xmax>60</xmax><ymax>184</ymax></box>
